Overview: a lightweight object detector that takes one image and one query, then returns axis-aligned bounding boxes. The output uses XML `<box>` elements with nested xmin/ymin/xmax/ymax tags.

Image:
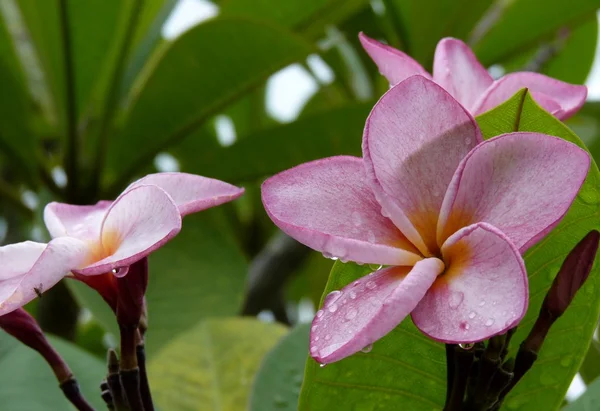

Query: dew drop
<box><xmin>325</xmin><ymin>334</ymin><xmax>332</xmax><ymax>341</ymax></box>
<box><xmin>464</xmin><ymin>136</ymin><xmax>472</xmax><ymax>145</ymax></box>
<box><xmin>485</xmin><ymin>318</ymin><xmax>495</xmax><ymax>327</ymax></box>
<box><xmin>352</xmin><ymin>280</ymin><xmax>360</xmax><ymax>287</ymax></box>
<box><xmin>328</xmin><ymin>303</ymin><xmax>338</xmax><ymax>313</ymax></box>
<box><xmin>349</xmin><ymin>291</ymin><xmax>357</xmax><ymax>299</ymax></box>
<box><xmin>322</xmin><ymin>252</ymin><xmax>338</xmax><ymax>260</ymax></box>
<box><xmin>478</xmin><ymin>300</ymin><xmax>485</xmax><ymax>307</ymax></box>
<box><xmin>468</xmin><ymin>311</ymin><xmax>476</xmax><ymax>319</ymax></box>
<box><xmin>560</xmin><ymin>356</ymin><xmax>573</xmax><ymax>367</ymax></box>
<box><xmin>311</xmin><ymin>325</ymin><xmax>318</xmax><ymax>332</ymax></box>
<box><xmin>352</xmin><ymin>211</ymin><xmax>362</xmax><ymax>227</ymax></box>
<box><xmin>345</xmin><ymin>308</ymin><xmax>358</xmax><ymax>320</ymax></box>
<box><xmin>324</xmin><ymin>290</ymin><xmax>343</xmax><ymax>306</ymax></box>
<box><xmin>319</xmin><ymin>363</ymin><xmax>327</xmax><ymax>368</ymax></box>
<box><xmin>361</xmin><ymin>344</ymin><xmax>373</xmax><ymax>353</ymax></box>
<box><xmin>310</xmin><ymin>346</ymin><xmax>318</xmax><ymax>354</ymax></box>
<box><xmin>314</xmin><ymin>336</ymin><xmax>320</xmax><ymax>342</ymax></box>
<box><xmin>381</xmin><ymin>208</ymin><xmax>389</xmax><ymax>218</ymax></box>
<box><xmin>316</xmin><ymin>310</ymin><xmax>324</xmax><ymax>319</ymax></box>
<box><xmin>448</xmin><ymin>291</ymin><xmax>464</xmax><ymax>309</ymax></box>
<box><xmin>366</xmin><ymin>281</ymin><xmax>377</xmax><ymax>290</ymax></box>
<box><xmin>459</xmin><ymin>343</ymin><xmax>474</xmax><ymax>350</ymax></box>
<box><xmin>367</xmin><ymin>230</ymin><xmax>376</xmax><ymax>243</ymax></box>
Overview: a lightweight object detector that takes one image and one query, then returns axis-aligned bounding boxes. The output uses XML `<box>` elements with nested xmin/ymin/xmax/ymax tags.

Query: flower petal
<box><xmin>412</xmin><ymin>223</ymin><xmax>527</xmax><ymax>343</ymax></box>
<box><xmin>0</xmin><ymin>238</ymin><xmax>89</xmax><ymax>315</ymax></box>
<box><xmin>473</xmin><ymin>72</ymin><xmax>587</xmax><ymax>119</ymax></box>
<box><xmin>438</xmin><ymin>132</ymin><xmax>590</xmax><ymax>252</ymax></box>
<box><xmin>127</xmin><ymin>172</ymin><xmax>244</xmax><ymax>217</ymax></box>
<box><xmin>363</xmin><ymin>75</ymin><xmax>482</xmax><ymax>255</ymax></box>
<box><xmin>432</xmin><ymin>38</ymin><xmax>493</xmax><ymax>111</ymax></box>
<box><xmin>359</xmin><ymin>32</ymin><xmax>431</xmax><ymax>85</ymax></box>
<box><xmin>44</xmin><ymin>201</ymin><xmax>112</xmax><ymax>241</ymax></box>
<box><xmin>262</xmin><ymin>156</ymin><xmax>422</xmax><ymax>266</ymax></box>
<box><xmin>310</xmin><ymin>258</ymin><xmax>444</xmax><ymax>364</ymax></box>
<box><xmin>76</xmin><ymin>185</ymin><xmax>182</xmax><ymax>275</ymax></box>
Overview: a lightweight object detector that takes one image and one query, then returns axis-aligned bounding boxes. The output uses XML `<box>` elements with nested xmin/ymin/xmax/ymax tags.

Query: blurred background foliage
<box><xmin>1</xmin><ymin>0</ymin><xmax>600</xmax><ymax>410</ymax></box>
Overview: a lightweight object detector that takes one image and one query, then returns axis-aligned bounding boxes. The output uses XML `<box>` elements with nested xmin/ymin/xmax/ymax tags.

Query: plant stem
<box><xmin>137</xmin><ymin>344</ymin><xmax>154</xmax><ymax>411</ymax></box>
<box><xmin>444</xmin><ymin>344</ymin><xmax>474</xmax><ymax>411</ymax></box>
<box><xmin>60</xmin><ymin>378</ymin><xmax>95</xmax><ymax>411</ymax></box>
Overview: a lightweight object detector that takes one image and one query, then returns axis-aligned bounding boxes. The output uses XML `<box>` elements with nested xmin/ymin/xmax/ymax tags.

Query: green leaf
<box><xmin>172</xmin><ymin>102</ymin><xmax>373</xmax><ymax>182</ymax></box>
<box><xmin>148</xmin><ymin>317</ymin><xmax>287</xmax><ymax>411</ymax></box>
<box><xmin>474</xmin><ymin>0</ymin><xmax>599</xmax><ymax>66</ymax></box>
<box><xmin>563</xmin><ymin>376</ymin><xmax>600</xmax><ymax>410</ymax></box>
<box><xmin>104</xmin><ymin>17</ymin><xmax>313</xmax><ymax>189</ymax></box>
<box><xmin>250</xmin><ymin>324</ymin><xmax>310</xmax><ymax>411</ymax></box>
<box><xmin>579</xmin><ymin>339</ymin><xmax>600</xmax><ymax>384</ymax></box>
<box><xmin>299</xmin><ymin>262</ymin><xmax>446</xmax><ymax>410</ymax></box>
<box><xmin>0</xmin><ymin>332</ymin><xmax>105</xmax><ymax>409</ymax></box>
<box><xmin>474</xmin><ymin>90</ymin><xmax>600</xmax><ymax>410</ymax></box>
<box><xmin>69</xmin><ymin>208</ymin><xmax>248</xmax><ymax>356</ymax></box>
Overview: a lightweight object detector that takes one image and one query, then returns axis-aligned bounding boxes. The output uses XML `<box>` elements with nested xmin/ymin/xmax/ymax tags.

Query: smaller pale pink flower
<box><xmin>0</xmin><ymin>172</ymin><xmax>244</xmax><ymax>316</ymax></box>
<box><xmin>261</xmin><ymin>76</ymin><xmax>590</xmax><ymax>364</ymax></box>
<box><xmin>359</xmin><ymin>33</ymin><xmax>587</xmax><ymax>120</ymax></box>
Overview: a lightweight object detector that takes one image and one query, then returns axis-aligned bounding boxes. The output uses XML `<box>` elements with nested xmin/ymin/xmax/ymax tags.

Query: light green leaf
<box><xmin>173</xmin><ymin>103</ymin><xmax>372</xmax><ymax>182</ymax></box>
<box><xmin>104</xmin><ymin>17</ymin><xmax>313</xmax><ymax>189</ymax></box>
<box><xmin>563</xmin><ymin>376</ymin><xmax>600</xmax><ymax>410</ymax></box>
<box><xmin>250</xmin><ymin>324</ymin><xmax>310</xmax><ymax>411</ymax></box>
<box><xmin>148</xmin><ymin>317</ymin><xmax>287</xmax><ymax>411</ymax></box>
<box><xmin>0</xmin><ymin>332</ymin><xmax>105</xmax><ymax>410</ymax></box>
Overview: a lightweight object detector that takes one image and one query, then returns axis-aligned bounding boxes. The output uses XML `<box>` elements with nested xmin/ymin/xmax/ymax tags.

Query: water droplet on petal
<box><xmin>314</xmin><ymin>336</ymin><xmax>320</xmax><ymax>342</ymax></box>
<box><xmin>478</xmin><ymin>300</ymin><xmax>485</xmax><ymax>307</ymax></box>
<box><xmin>349</xmin><ymin>291</ymin><xmax>357</xmax><ymax>299</ymax></box>
<box><xmin>367</xmin><ymin>230</ymin><xmax>376</xmax><ymax>243</ymax></box>
<box><xmin>310</xmin><ymin>346</ymin><xmax>318</xmax><ymax>355</ymax></box>
<box><xmin>361</xmin><ymin>344</ymin><xmax>373</xmax><ymax>353</ymax></box>
<box><xmin>381</xmin><ymin>208</ymin><xmax>389</xmax><ymax>218</ymax></box>
<box><xmin>311</xmin><ymin>325</ymin><xmax>318</xmax><ymax>332</ymax></box>
<box><xmin>448</xmin><ymin>291</ymin><xmax>464</xmax><ymax>309</ymax></box>
<box><xmin>468</xmin><ymin>311</ymin><xmax>476</xmax><ymax>319</ymax></box>
<box><xmin>345</xmin><ymin>308</ymin><xmax>358</xmax><ymax>320</ymax></box>
<box><xmin>464</xmin><ymin>136</ymin><xmax>472</xmax><ymax>145</ymax></box>
<box><xmin>485</xmin><ymin>318</ymin><xmax>495</xmax><ymax>327</ymax></box>
<box><xmin>352</xmin><ymin>280</ymin><xmax>360</xmax><ymax>287</ymax></box>
<box><xmin>366</xmin><ymin>281</ymin><xmax>377</xmax><ymax>290</ymax></box>
<box><xmin>328</xmin><ymin>304</ymin><xmax>338</xmax><ymax>313</ymax></box>
<box><xmin>324</xmin><ymin>290</ymin><xmax>343</xmax><ymax>306</ymax></box>
<box><xmin>325</xmin><ymin>334</ymin><xmax>331</xmax><ymax>341</ymax></box>
<box><xmin>316</xmin><ymin>310</ymin><xmax>324</xmax><ymax>319</ymax></box>
<box><xmin>352</xmin><ymin>211</ymin><xmax>362</xmax><ymax>227</ymax></box>
<box><xmin>459</xmin><ymin>343</ymin><xmax>475</xmax><ymax>350</ymax></box>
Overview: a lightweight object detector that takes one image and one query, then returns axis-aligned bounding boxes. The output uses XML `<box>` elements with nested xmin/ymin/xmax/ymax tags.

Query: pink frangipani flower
<box><xmin>0</xmin><ymin>172</ymin><xmax>244</xmax><ymax>316</ymax></box>
<box><xmin>261</xmin><ymin>76</ymin><xmax>590</xmax><ymax>364</ymax></box>
<box><xmin>359</xmin><ymin>33</ymin><xmax>587</xmax><ymax>120</ymax></box>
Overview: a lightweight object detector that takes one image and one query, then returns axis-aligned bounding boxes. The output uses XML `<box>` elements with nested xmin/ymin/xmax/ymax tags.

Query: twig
<box><xmin>137</xmin><ymin>344</ymin><xmax>154</xmax><ymax>411</ymax></box>
<box><xmin>444</xmin><ymin>344</ymin><xmax>475</xmax><ymax>411</ymax></box>
<box><xmin>60</xmin><ymin>378</ymin><xmax>95</xmax><ymax>411</ymax></box>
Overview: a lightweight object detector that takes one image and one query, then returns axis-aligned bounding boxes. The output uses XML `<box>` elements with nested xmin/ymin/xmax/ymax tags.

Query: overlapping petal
<box><xmin>75</xmin><ymin>185</ymin><xmax>182</xmax><ymax>275</ymax></box>
<box><xmin>310</xmin><ymin>258</ymin><xmax>444</xmax><ymax>363</ymax></box>
<box><xmin>358</xmin><ymin>32</ymin><xmax>430</xmax><ymax>86</ymax></box>
<box><xmin>44</xmin><ymin>201</ymin><xmax>112</xmax><ymax>241</ymax></box>
<box><xmin>127</xmin><ymin>172</ymin><xmax>244</xmax><ymax>217</ymax></box>
<box><xmin>412</xmin><ymin>223</ymin><xmax>527</xmax><ymax>343</ymax></box>
<box><xmin>438</xmin><ymin>133</ymin><xmax>590</xmax><ymax>252</ymax></box>
<box><xmin>363</xmin><ymin>75</ymin><xmax>481</xmax><ymax>255</ymax></box>
<box><xmin>433</xmin><ymin>38</ymin><xmax>493</xmax><ymax>111</ymax></box>
<box><xmin>473</xmin><ymin>72</ymin><xmax>587</xmax><ymax>119</ymax></box>
<box><xmin>0</xmin><ymin>238</ymin><xmax>89</xmax><ymax>316</ymax></box>
<box><xmin>262</xmin><ymin>156</ymin><xmax>422</xmax><ymax>266</ymax></box>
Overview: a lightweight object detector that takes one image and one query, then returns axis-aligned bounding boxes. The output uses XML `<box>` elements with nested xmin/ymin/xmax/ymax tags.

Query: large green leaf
<box><xmin>299</xmin><ymin>261</ymin><xmax>447</xmax><ymax>410</ymax></box>
<box><xmin>299</xmin><ymin>90</ymin><xmax>600</xmax><ymax>410</ymax></box>
<box><xmin>474</xmin><ymin>0</ymin><xmax>600</xmax><ymax>65</ymax></box>
<box><xmin>172</xmin><ymin>103</ymin><xmax>372</xmax><ymax>183</ymax></box>
<box><xmin>250</xmin><ymin>324</ymin><xmax>311</xmax><ymax>411</ymax></box>
<box><xmin>564</xmin><ymin>376</ymin><xmax>600</xmax><ymax>410</ymax></box>
<box><xmin>0</xmin><ymin>332</ymin><xmax>105</xmax><ymax>410</ymax></box>
<box><xmin>104</xmin><ymin>17</ymin><xmax>313</xmax><ymax>189</ymax></box>
<box><xmin>579</xmin><ymin>339</ymin><xmax>600</xmax><ymax>384</ymax></box>
<box><xmin>148</xmin><ymin>317</ymin><xmax>287</xmax><ymax>411</ymax></box>
<box><xmin>68</xmin><ymin>208</ymin><xmax>248</xmax><ymax>356</ymax></box>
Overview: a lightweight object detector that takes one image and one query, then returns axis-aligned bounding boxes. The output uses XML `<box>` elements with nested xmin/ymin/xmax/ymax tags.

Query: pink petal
<box><xmin>262</xmin><ymin>156</ymin><xmax>422</xmax><ymax>266</ymax></box>
<box><xmin>432</xmin><ymin>38</ymin><xmax>493</xmax><ymax>111</ymax></box>
<box><xmin>412</xmin><ymin>223</ymin><xmax>527</xmax><ymax>343</ymax></box>
<box><xmin>44</xmin><ymin>201</ymin><xmax>112</xmax><ymax>241</ymax></box>
<box><xmin>358</xmin><ymin>32</ymin><xmax>431</xmax><ymax>85</ymax></box>
<box><xmin>438</xmin><ymin>132</ymin><xmax>590</xmax><ymax>252</ymax></box>
<box><xmin>473</xmin><ymin>72</ymin><xmax>587</xmax><ymax>120</ymax></box>
<box><xmin>310</xmin><ymin>258</ymin><xmax>444</xmax><ymax>364</ymax></box>
<box><xmin>75</xmin><ymin>185</ymin><xmax>182</xmax><ymax>275</ymax></box>
<box><xmin>126</xmin><ymin>172</ymin><xmax>244</xmax><ymax>217</ymax></box>
<box><xmin>363</xmin><ymin>75</ymin><xmax>482</xmax><ymax>256</ymax></box>
<box><xmin>0</xmin><ymin>238</ymin><xmax>89</xmax><ymax>315</ymax></box>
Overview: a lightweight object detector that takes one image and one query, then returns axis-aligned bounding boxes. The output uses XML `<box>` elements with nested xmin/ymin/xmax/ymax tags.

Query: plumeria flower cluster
<box><xmin>262</xmin><ymin>75</ymin><xmax>590</xmax><ymax>364</ymax></box>
<box><xmin>359</xmin><ymin>33</ymin><xmax>587</xmax><ymax>120</ymax></box>
<box><xmin>0</xmin><ymin>172</ymin><xmax>244</xmax><ymax>316</ymax></box>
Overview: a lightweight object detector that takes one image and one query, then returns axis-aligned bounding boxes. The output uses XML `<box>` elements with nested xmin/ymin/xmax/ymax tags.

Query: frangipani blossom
<box><xmin>0</xmin><ymin>172</ymin><xmax>243</xmax><ymax>316</ymax></box>
<box><xmin>261</xmin><ymin>76</ymin><xmax>590</xmax><ymax>364</ymax></box>
<box><xmin>359</xmin><ymin>33</ymin><xmax>587</xmax><ymax>120</ymax></box>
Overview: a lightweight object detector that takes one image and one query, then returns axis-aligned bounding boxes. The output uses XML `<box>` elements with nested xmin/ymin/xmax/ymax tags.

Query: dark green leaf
<box><xmin>250</xmin><ymin>324</ymin><xmax>310</xmax><ymax>411</ymax></box>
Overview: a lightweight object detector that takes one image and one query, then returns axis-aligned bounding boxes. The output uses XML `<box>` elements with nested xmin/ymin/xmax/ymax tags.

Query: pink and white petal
<box><xmin>75</xmin><ymin>185</ymin><xmax>182</xmax><ymax>275</ymax></box>
<box><xmin>359</xmin><ymin>32</ymin><xmax>431</xmax><ymax>85</ymax></box>
<box><xmin>363</xmin><ymin>75</ymin><xmax>482</xmax><ymax>256</ymax></box>
<box><xmin>438</xmin><ymin>132</ymin><xmax>590</xmax><ymax>252</ymax></box>
<box><xmin>0</xmin><ymin>238</ymin><xmax>89</xmax><ymax>316</ymax></box>
<box><xmin>126</xmin><ymin>172</ymin><xmax>244</xmax><ymax>217</ymax></box>
<box><xmin>310</xmin><ymin>258</ymin><xmax>444</xmax><ymax>364</ymax></box>
<box><xmin>262</xmin><ymin>156</ymin><xmax>422</xmax><ymax>266</ymax></box>
<box><xmin>433</xmin><ymin>38</ymin><xmax>493</xmax><ymax>111</ymax></box>
<box><xmin>473</xmin><ymin>72</ymin><xmax>587</xmax><ymax>119</ymax></box>
<box><xmin>44</xmin><ymin>201</ymin><xmax>112</xmax><ymax>241</ymax></box>
<box><xmin>412</xmin><ymin>223</ymin><xmax>527</xmax><ymax>343</ymax></box>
